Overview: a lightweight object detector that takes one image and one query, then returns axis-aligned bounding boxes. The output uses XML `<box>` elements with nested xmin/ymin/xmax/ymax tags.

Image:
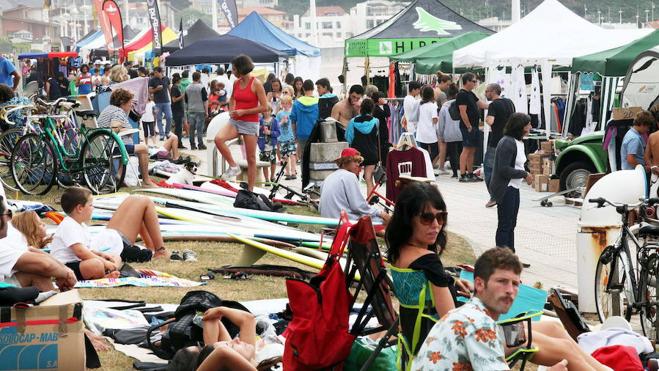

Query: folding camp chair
<box><xmin>340</xmin><ymin>215</ymin><xmax>399</xmax><ymax>371</ymax></box>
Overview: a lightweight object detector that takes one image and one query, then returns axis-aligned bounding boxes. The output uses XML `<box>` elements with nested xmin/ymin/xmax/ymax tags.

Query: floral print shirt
<box><xmin>413</xmin><ymin>297</ymin><xmax>509</xmax><ymax>371</ymax></box>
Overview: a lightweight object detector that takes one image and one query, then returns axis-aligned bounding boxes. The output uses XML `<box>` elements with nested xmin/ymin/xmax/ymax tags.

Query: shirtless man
<box><xmin>331</xmin><ymin>84</ymin><xmax>363</xmax><ymax>142</ymax></box>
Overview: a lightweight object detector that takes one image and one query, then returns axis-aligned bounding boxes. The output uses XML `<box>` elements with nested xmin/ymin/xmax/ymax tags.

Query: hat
<box><xmin>94</xmin><ymin>60</ymin><xmax>101</xmax><ymax>65</ymax></box>
<box><xmin>335</xmin><ymin>148</ymin><xmax>363</xmax><ymax>165</ymax></box>
<box><xmin>600</xmin><ymin>316</ymin><xmax>633</xmax><ymax>331</ymax></box>
<box><xmin>591</xmin><ymin>345</ymin><xmax>642</xmax><ymax>371</ymax></box>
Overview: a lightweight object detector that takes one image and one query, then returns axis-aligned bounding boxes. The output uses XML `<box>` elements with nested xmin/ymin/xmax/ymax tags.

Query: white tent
<box><xmin>453</xmin><ymin>0</ymin><xmax>650</xmax><ymax>138</ymax></box>
<box><xmin>621</xmin><ymin>47</ymin><xmax>659</xmax><ymax>110</ymax></box>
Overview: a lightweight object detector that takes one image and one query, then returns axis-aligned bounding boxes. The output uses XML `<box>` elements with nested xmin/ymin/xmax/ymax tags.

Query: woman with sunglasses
<box><xmin>386</xmin><ymin>182</ymin><xmax>472</xmax><ymax>361</ymax></box>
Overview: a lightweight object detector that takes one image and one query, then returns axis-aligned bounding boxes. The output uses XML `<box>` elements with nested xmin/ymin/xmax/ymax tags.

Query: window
<box><xmin>305</xmin><ymin>22</ymin><xmax>311</xmax><ymax>30</ymax></box>
<box><xmin>345</xmin><ymin>32</ymin><xmax>353</xmax><ymax>38</ymax></box>
<box><xmin>322</xmin><ymin>22</ymin><xmax>333</xmax><ymax>29</ymax></box>
<box><xmin>336</xmin><ymin>21</ymin><xmax>341</xmax><ymax>28</ymax></box>
<box><xmin>336</xmin><ymin>32</ymin><xmax>341</xmax><ymax>38</ymax></box>
<box><xmin>322</xmin><ymin>32</ymin><xmax>333</xmax><ymax>38</ymax></box>
<box><xmin>306</xmin><ymin>33</ymin><xmax>311</xmax><ymax>38</ymax></box>
<box><xmin>367</xmin><ymin>20</ymin><xmax>375</xmax><ymax>28</ymax></box>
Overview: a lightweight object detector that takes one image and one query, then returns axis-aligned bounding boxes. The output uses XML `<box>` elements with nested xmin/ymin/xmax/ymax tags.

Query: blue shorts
<box><xmin>460</xmin><ymin>125</ymin><xmax>480</xmax><ymax>148</ymax></box>
<box><xmin>229</xmin><ymin>119</ymin><xmax>259</xmax><ymax>136</ymax></box>
<box><xmin>279</xmin><ymin>140</ymin><xmax>297</xmax><ymax>157</ymax></box>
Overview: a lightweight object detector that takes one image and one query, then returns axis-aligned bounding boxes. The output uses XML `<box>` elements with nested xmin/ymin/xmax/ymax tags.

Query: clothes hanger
<box><xmin>396</xmin><ymin>132</ymin><xmax>416</xmax><ymax>151</ymax></box>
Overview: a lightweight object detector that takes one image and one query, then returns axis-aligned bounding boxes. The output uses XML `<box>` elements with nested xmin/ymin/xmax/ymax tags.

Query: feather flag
<box><xmin>178</xmin><ymin>18</ymin><xmax>184</xmax><ymax>49</ymax></box>
<box><xmin>102</xmin><ymin>0</ymin><xmax>124</xmax><ymax>52</ymax></box>
<box><xmin>219</xmin><ymin>0</ymin><xmax>238</xmax><ymax>29</ymax></box>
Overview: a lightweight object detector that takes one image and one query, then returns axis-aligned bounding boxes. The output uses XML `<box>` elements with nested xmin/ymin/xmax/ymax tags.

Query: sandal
<box><xmin>169</xmin><ymin>250</ymin><xmax>182</xmax><ymax>261</ymax></box>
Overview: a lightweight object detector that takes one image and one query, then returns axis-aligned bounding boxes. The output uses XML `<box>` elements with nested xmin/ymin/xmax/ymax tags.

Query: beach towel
<box><xmin>74</xmin><ymin>269</ymin><xmax>204</xmax><ymax>288</ymax></box>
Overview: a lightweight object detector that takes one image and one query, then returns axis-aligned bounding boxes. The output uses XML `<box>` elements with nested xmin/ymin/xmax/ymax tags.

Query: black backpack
<box><xmin>146</xmin><ymin>290</ymin><xmax>250</xmax><ymax>360</ymax></box>
<box><xmin>448</xmin><ymin>100</ymin><xmax>461</xmax><ymax>121</ymax></box>
<box><xmin>234</xmin><ymin>189</ymin><xmax>283</xmax><ymax>212</ymax></box>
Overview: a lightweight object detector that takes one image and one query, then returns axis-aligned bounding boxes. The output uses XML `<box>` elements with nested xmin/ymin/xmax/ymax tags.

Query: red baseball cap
<box><xmin>336</xmin><ymin>147</ymin><xmax>363</xmax><ymax>163</ymax></box>
<box><xmin>591</xmin><ymin>345</ymin><xmax>642</xmax><ymax>371</ymax></box>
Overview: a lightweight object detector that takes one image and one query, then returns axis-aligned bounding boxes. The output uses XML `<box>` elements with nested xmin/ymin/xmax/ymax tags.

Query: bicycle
<box><xmin>10</xmin><ymin>98</ymin><xmax>130</xmax><ymax>195</ymax></box>
<box><xmin>591</xmin><ymin>196</ymin><xmax>659</xmax><ymax>342</ymax></box>
<box><xmin>0</xmin><ymin>103</ymin><xmax>40</xmax><ymax>191</ymax></box>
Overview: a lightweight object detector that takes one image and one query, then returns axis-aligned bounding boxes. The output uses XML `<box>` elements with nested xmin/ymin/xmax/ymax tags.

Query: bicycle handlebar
<box><xmin>588</xmin><ymin>197</ymin><xmax>646</xmax><ymax>210</ymax></box>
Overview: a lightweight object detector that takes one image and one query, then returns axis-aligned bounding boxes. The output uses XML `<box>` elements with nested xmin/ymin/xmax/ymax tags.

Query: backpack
<box><xmin>146</xmin><ymin>290</ymin><xmax>250</xmax><ymax>360</ymax></box>
<box><xmin>234</xmin><ymin>189</ymin><xmax>283</xmax><ymax>212</ymax></box>
<box><xmin>448</xmin><ymin>100</ymin><xmax>461</xmax><ymax>121</ymax></box>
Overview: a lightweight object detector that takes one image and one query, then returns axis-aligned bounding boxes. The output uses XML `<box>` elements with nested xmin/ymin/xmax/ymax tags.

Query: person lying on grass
<box><xmin>168</xmin><ymin>306</ymin><xmax>281</xmax><ymax>371</ymax></box>
<box><xmin>49</xmin><ymin>187</ymin><xmax>169</xmax><ymax>280</ymax></box>
<box><xmin>0</xmin><ymin>196</ymin><xmax>77</xmax><ymax>292</ymax></box>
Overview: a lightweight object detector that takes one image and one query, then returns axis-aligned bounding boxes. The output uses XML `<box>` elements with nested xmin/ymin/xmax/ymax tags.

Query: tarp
<box><xmin>621</xmin><ymin>47</ymin><xmax>659</xmax><ymax>110</ymax></box>
<box><xmin>345</xmin><ymin>0</ymin><xmax>492</xmax><ymax>57</ymax></box>
<box><xmin>165</xmin><ymin>34</ymin><xmax>286</xmax><ymax>66</ymax></box>
<box><xmin>163</xmin><ymin>19</ymin><xmax>219</xmax><ymax>53</ymax></box>
<box><xmin>18</xmin><ymin>52</ymin><xmax>78</xmax><ymax>59</ymax></box>
<box><xmin>228</xmin><ymin>11</ymin><xmax>320</xmax><ymax>57</ymax></box>
<box><xmin>453</xmin><ymin>0</ymin><xmax>652</xmax><ymax>68</ymax></box>
<box><xmin>391</xmin><ymin>31</ymin><xmax>488</xmax><ymax>73</ymax></box>
<box><xmin>571</xmin><ymin>30</ymin><xmax>659</xmax><ymax>77</ymax></box>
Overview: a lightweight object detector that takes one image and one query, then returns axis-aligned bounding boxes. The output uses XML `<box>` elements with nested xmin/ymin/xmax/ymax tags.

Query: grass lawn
<box><xmin>16</xmin><ymin>187</ymin><xmax>483</xmax><ymax>370</ymax></box>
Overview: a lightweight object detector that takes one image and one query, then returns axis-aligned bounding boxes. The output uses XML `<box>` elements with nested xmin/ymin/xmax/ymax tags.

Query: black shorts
<box><xmin>460</xmin><ymin>124</ymin><xmax>480</xmax><ymax>148</ymax></box>
<box><xmin>65</xmin><ymin>261</ymin><xmax>84</xmax><ymax>280</ymax></box>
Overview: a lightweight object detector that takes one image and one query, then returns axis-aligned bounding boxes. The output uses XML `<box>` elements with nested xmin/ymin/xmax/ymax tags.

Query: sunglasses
<box><xmin>419</xmin><ymin>211</ymin><xmax>447</xmax><ymax>225</ymax></box>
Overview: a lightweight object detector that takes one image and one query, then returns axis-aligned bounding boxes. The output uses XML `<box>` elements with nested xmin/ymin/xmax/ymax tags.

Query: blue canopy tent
<box><xmin>75</xmin><ymin>30</ymin><xmax>104</xmax><ymax>51</ymax></box>
<box><xmin>228</xmin><ymin>11</ymin><xmax>321</xmax><ymax>80</ymax></box>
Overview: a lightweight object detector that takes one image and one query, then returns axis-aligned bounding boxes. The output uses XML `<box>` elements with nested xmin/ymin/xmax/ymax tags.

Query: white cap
<box><xmin>94</xmin><ymin>59</ymin><xmax>102</xmax><ymax>65</ymax></box>
<box><xmin>600</xmin><ymin>316</ymin><xmax>632</xmax><ymax>331</ymax></box>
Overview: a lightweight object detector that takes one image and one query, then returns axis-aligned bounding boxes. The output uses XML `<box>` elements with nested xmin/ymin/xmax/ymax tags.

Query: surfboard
<box><xmin>228</xmin><ymin>233</ymin><xmax>326</xmax><ymax>270</ymax></box>
<box><xmin>199</xmin><ymin>181</ymin><xmax>303</xmax><ymax>205</ymax></box>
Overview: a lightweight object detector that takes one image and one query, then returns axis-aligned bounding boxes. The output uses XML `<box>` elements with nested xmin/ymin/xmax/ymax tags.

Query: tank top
<box><xmin>232</xmin><ymin>77</ymin><xmax>259</xmax><ymax>122</ymax></box>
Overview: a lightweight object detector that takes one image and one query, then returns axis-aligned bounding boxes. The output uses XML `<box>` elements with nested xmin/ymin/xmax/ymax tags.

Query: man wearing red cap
<box><xmin>319</xmin><ymin>148</ymin><xmax>389</xmax><ymax>223</ymax></box>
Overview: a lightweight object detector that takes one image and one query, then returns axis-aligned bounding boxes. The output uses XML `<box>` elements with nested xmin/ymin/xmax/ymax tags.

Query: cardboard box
<box><xmin>611</xmin><ymin>107</ymin><xmax>642</xmax><ymax>121</ymax></box>
<box><xmin>534</xmin><ymin>174</ymin><xmax>549</xmax><ymax>192</ymax></box>
<box><xmin>543</xmin><ymin>159</ymin><xmax>554</xmax><ymax>176</ymax></box>
<box><xmin>0</xmin><ymin>290</ymin><xmax>84</xmax><ymax>370</ymax></box>
<box><xmin>548</xmin><ymin>179</ymin><xmax>560</xmax><ymax>193</ymax></box>
<box><xmin>541</xmin><ymin>140</ymin><xmax>554</xmax><ymax>153</ymax></box>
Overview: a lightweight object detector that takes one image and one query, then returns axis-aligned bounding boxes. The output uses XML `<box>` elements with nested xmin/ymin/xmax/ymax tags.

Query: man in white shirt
<box><xmin>213</xmin><ymin>66</ymin><xmax>232</xmax><ymax>99</ymax></box>
<box><xmin>402</xmin><ymin>81</ymin><xmax>421</xmax><ymax>136</ymax></box>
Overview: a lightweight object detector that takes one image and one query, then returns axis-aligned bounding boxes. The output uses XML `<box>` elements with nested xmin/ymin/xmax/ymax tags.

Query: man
<box><xmin>622</xmin><ymin>110</ymin><xmax>653</xmax><ymax>170</ymax></box>
<box><xmin>185</xmin><ymin>72</ymin><xmax>208</xmax><ymax>150</ymax></box>
<box><xmin>290</xmin><ymin>79</ymin><xmax>319</xmax><ymax>159</ymax></box>
<box><xmin>319</xmin><ymin>148</ymin><xmax>389</xmax><ymax>223</ymax></box>
<box><xmin>331</xmin><ymin>84</ymin><xmax>363</xmax><ymax>141</ymax></box>
<box><xmin>457</xmin><ymin>72</ymin><xmax>489</xmax><ymax>182</ymax></box>
<box><xmin>316</xmin><ymin>77</ymin><xmax>338</xmax><ymax>120</ymax></box>
<box><xmin>148</xmin><ymin>66</ymin><xmax>173</xmax><ymax>140</ymax></box>
<box><xmin>643</xmin><ymin>111</ymin><xmax>659</xmax><ymax>175</ymax></box>
<box><xmin>402</xmin><ymin>81</ymin><xmax>421</xmax><ymax>137</ymax></box>
<box><xmin>414</xmin><ymin>248</ymin><xmax>569</xmax><ymax>371</ymax></box>
<box><xmin>0</xmin><ymin>55</ymin><xmax>20</xmax><ymax>91</ymax></box>
<box><xmin>91</xmin><ymin>60</ymin><xmax>103</xmax><ymax>75</ymax></box>
<box><xmin>484</xmin><ymin>83</ymin><xmax>515</xmax><ymax>207</ymax></box>
<box><xmin>213</xmin><ymin>67</ymin><xmax>232</xmax><ymax>99</ymax></box>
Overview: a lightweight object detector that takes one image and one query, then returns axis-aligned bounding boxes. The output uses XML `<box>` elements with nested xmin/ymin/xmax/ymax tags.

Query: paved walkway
<box><xmin>182</xmin><ymin>143</ymin><xmax>581</xmax><ymax>292</ymax></box>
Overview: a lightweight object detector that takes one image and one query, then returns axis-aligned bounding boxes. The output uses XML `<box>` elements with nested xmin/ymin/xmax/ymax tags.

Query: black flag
<box><xmin>219</xmin><ymin>0</ymin><xmax>238</xmax><ymax>29</ymax></box>
<box><xmin>178</xmin><ymin>18</ymin><xmax>184</xmax><ymax>49</ymax></box>
<box><xmin>146</xmin><ymin>0</ymin><xmax>163</xmax><ymax>55</ymax></box>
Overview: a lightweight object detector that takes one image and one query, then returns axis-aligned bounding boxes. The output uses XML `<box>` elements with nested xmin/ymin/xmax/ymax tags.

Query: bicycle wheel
<box><xmin>0</xmin><ymin>128</ymin><xmax>24</xmax><ymax>191</ymax></box>
<box><xmin>640</xmin><ymin>253</ymin><xmax>659</xmax><ymax>343</ymax></box>
<box><xmin>10</xmin><ymin>133</ymin><xmax>57</xmax><ymax>195</ymax></box>
<box><xmin>594</xmin><ymin>246</ymin><xmax>634</xmax><ymax>323</ymax></box>
<box><xmin>80</xmin><ymin>131</ymin><xmax>126</xmax><ymax>194</ymax></box>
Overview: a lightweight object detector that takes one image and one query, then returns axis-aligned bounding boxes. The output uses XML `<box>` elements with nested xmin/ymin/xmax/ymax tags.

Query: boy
<box><xmin>257</xmin><ymin>107</ymin><xmax>280</xmax><ymax>182</ymax></box>
<box><xmin>276</xmin><ymin>95</ymin><xmax>297</xmax><ymax>179</ymax></box>
<box><xmin>50</xmin><ymin>187</ymin><xmax>121</xmax><ymax>280</ymax></box>
<box><xmin>402</xmin><ymin>81</ymin><xmax>422</xmax><ymax>136</ymax></box>
<box><xmin>290</xmin><ymin>79</ymin><xmax>319</xmax><ymax>160</ymax></box>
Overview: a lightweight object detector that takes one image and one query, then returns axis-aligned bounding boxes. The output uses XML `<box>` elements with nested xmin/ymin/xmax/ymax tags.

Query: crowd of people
<box><xmin>3</xmin><ymin>51</ymin><xmax>659</xmax><ymax>370</ymax></box>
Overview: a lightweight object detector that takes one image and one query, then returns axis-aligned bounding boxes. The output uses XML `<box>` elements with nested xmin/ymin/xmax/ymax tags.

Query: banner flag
<box><xmin>178</xmin><ymin>18</ymin><xmax>184</xmax><ymax>49</ymax></box>
<box><xmin>93</xmin><ymin>0</ymin><xmax>114</xmax><ymax>47</ymax></box>
<box><xmin>219</xmin><ymin>0</ymin><xmax>238</xmax><ymax>29</ymax></box>
<box><xmin>146</xmin><ymin>0</ymin><xmax>163</xmax><ymax>55</ymax></box>
<box><xmin>102</xmin><ymin>0</ymin><xmax>124</xmax><ymax>51</ymax></box>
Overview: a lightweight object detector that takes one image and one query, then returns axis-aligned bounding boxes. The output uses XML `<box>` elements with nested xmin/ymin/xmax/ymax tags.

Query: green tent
<box><xmin>571</xmin><ymin>29</ymin><xmax>659</xmax><ymax>76</ymax></box>
<box><xmin>391</xmin><ymin>31</ymin><xmax>489</xmax><ymax>73</ymax></box>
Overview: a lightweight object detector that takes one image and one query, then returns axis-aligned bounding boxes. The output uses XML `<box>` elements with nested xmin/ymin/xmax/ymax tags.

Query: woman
<box><xmin>45</xmin><ymin>72</ymin><xmax>68</xmax><ymax>101</ymax></box>
<box><xmin>437</xmin><ymin>84</ymin><xmax>462</xmax><ymax>178</ymax></box>
<box><xmin>346</xmin><ymin>98</ymin><xmax>379</xmax><ymax>197</ymax></box>
<box><xmin>109</xmin><ymin>65</ymin><xmax>129</xmax><ymax>84</ymax></box>
<box><xmin>415</xmin><ymin>85</ymin><xmax>439</xmax><ymax>162</ymax></box>
<box><xmin>214</xmin><ymin>54</ymin><xmax>268</xmax><ymax>192</ymax></box>
<box><xmin>266</xmin><ymin>78</ymin><xmax>282</xmax><ymax>114</ymax></box>
<box><xmin>76</xmin><ymin>64</ymin><xmax>93</xmax><ymax>95</ymax></box>
<box><xmin>170</xmin><ymin>73</ymin><xmax>185</xmax><ymax>145</ymax></box>
<box><xmin>292</xmin><ymin>76</ymin><xmax>303</xmax><ymax>99</ymax></box>
<box><xmin>489</xmin><ymin>113</ymin><xmax>533</xmax><ymax>251</ymax></box>
<box><xmin>386</xmin><ymin>183</ymin><xmax>471</xmax><ymax>358</ymax></box>
<box><xmin>12</xmin><ymin>211</ymin><xmax>52</xmax><ymax>249</ymax></box>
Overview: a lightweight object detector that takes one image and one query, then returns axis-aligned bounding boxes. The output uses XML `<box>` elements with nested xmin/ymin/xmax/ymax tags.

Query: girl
<box><xmin>416</xmin><ymin>85</ymin><xmax>439</xmax><ymax>163</ymax></box>
<box><xmin>346</xmin><ymin>98</ymin><xmax>379</xmax><ymax>196</ymax></box>
<box><xmin>276</xmin><ymin>95</ymin><xmax>296</xmax><ymax>180</ymax></box>
<box><xmin>76</xmin><ymin>64</ymin><xmax>93</xmax><ymax>95</ymax></box>
<box><xmin>266</xmin><ymin>78</ymin><xmax>282</xmax><ymax>114</ymax></box>
<box><xmin>292</xmin><ymin>76</ymin><xmax>303</xmax><ymax>99</ymax></box>
<box><xmin>12</xmin><ymin>211</ymin><xmax>52</xmax><ymax>249</ymax></box>
<box><xmin>142</xmin><ymin>95</ymin><xmax>156</xmax><ymax>146</ymax></box>
<box><xmin>257</xmin><ymin>107</ymin><xmax>280</xmax><ymax>182</ymax></box>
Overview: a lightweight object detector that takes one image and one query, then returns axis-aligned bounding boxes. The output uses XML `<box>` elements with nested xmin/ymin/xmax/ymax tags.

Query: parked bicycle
<box><xmin>592</xmin><ymin>196</ymin><xmax>659</xmax><ymax>342</ymax></box>
<box><xmin>9</xmin><ymin>97</ymin><xmax>129</xmax><ymax>195</ymax></box>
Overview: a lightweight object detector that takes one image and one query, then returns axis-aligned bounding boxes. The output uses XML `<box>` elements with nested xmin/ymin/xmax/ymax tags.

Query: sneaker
<box><xmin>451</xmin><ymin>173</ymin><xmax>458</xmax><ymax>178</ymax></box>
<box><xmin>160</xmin><ymin>136</ymin><xmax>165</xmax><ymax>141</ymax></box>
<box><xmin>291</xmin><ymin>174</ymin><xmax>297</xmax><ymax>180</ymax></box>
<box><xmin>459</xmin><ymin>174</ymin><xmax>467</xmax><ymax>182</ymax></box>
<box><xmin>190</xmin><ymin>144</ymin><xmax>197</xmax><ymax>150</ymax></box>
<box><xmin>285</xmin><ymin>175</ymin><xmax>294</xmax><ymax>180</ymax></box>
<box><xmin>198</xmin><ymin>144</ymin><xmax>207</xmax><ymax>150</ymax></box>
<box><xmin>485</xmin><ymin>199</ymin><xmax>497</xmax><ymax>208</ymax></box>
<box><xmin>170</xmin><ymin>250</ymin><xmax>183</xmax><ymax>261</ymax></box>
<box><xmin>182</xmin><ymin>249</ymin><xmax>197</xmax><ymax>262</ymax></box>
<box><xmin>221</xmin><ymin>166</ymin><xmax>242</xmax><ymax>180</ymax></box>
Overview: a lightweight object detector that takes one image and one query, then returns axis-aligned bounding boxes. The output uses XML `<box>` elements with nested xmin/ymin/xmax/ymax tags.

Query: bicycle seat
<box><xmin>76</xmin><ymin>110</ymin><xmax>96</xmax><ymax>118</ymax></box>
<box><xmin>639</xmin><ymin>224</ymin><xmax>659</xmax><ymax>236</ymax></box>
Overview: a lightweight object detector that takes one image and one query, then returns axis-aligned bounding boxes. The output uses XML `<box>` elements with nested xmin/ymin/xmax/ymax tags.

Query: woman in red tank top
<box><xmin>214</xmin><ymin>55</ymin><xmax>268</xmax><ymax>192</ymax></box>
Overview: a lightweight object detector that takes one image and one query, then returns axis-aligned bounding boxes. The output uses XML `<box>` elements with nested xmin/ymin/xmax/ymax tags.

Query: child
<box><xmin>257</xmin><ymin>107</ymin><xmax>280</xmax><ymax>182</ymax></box>
<box><xmin>276</xmin><ymin>95</ymin><xmax>297</xmax><ymax>179</ymax></box>
<box><xmin>49</xmin><ymin>187</ymin><xmax>121</xmax><ymax>280</ymax></box>
<box><xmin>346</xmin><ymin>98</ymin><xmax>379</xmax><ymax>196</ymax></box>
<box><xmin>142</xmin><ymin>95</ymin><xmax>156</xmax><ymax>146</ymax></box>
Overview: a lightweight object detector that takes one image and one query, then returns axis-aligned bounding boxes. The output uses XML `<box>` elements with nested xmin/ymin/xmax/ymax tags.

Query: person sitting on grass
<box><xmin>14</xmin><ymin>194</ymin><xmax>167</xmax><ymax>262</ymax></box>
<box><xmin>0</xmin><ymin>197</ymin><xmax>77</xmax><ymax>292</ymax></box>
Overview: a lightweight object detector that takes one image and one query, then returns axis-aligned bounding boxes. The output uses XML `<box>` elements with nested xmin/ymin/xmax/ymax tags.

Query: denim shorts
<box><xmin>229</xmin><ymin>119</ymin><xmax>259</xmax><ymax>136</ymax></box>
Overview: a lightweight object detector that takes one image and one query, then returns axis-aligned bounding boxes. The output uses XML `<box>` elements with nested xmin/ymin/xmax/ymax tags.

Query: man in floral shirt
<box><xmin>413</xmin><ymin>248</ymin><xmax>569</xmax><ymax>371</ymax></box>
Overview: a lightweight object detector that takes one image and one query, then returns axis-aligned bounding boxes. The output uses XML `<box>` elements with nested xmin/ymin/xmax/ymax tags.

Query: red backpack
<box><xmin>283</xmin><ymin>214</ymin><xmax>356</xmax><ymax>370</ymax></box>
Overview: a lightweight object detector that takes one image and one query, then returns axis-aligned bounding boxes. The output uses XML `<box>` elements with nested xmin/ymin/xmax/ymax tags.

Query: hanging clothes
<box><xmin>529</xmin><ymin>68</ymin><xmax>541</xmax><ymax>115</ymax></box>
<box><xmin>385</xmin><ymin>146</ymin><xmax>427</xmax><ymax>202</ymax></box>
<box><xmin>512</xmin><ymin>65</ymin><xmax>527</xmax><ymax>114</ymax></box>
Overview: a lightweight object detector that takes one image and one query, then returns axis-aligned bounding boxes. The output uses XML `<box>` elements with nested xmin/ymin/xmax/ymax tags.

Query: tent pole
<box><xmin>365</xmin><ymin>56</ymin><xmax>370</xmax><ymax>84</ymax></box>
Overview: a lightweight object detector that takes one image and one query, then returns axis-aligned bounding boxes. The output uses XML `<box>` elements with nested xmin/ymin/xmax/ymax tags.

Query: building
<box><xmin>289</xmin><ymin>0</ymin><xmax>408</xmax><ymax>48</ymax></box>
<box><xmin>0</xmin><ymin>2</ymin><xmax>58</xmax><ymax>51</ymax></box>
